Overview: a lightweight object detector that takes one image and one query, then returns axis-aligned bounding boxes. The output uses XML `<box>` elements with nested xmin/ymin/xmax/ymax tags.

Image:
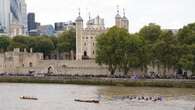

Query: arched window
<box><xmin>84</xmin><ymin>51</ymin><xmax>87</xmax><ymax>56</ymax></box>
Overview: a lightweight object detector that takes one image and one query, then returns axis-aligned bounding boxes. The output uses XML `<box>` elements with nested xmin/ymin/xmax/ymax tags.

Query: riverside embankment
<box><xmin>0</xmin><ymin>76</ymin><xmax>195</xmax><ymax>88</ymax></box>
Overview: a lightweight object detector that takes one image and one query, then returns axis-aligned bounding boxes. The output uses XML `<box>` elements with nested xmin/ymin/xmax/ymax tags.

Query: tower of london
<box><xmin>75</xmin><ymin>8</ymin><xmax>129</xmax><ymax>60</ymax></box>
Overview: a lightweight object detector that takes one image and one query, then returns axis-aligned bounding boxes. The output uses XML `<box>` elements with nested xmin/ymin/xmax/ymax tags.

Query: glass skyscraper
<box><xmin>0</xmin><ymin>0</ymin><xmax>10</xmax><ymax>33</ymax></box>
<box><xmin>0</xmin><ymin>0</ymin><xmax>27</xmax><ymax>36</ymax></box>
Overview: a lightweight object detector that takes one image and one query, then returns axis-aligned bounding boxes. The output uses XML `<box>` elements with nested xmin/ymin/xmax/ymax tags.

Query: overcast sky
<box><xmin>26</xmin><ymin>0</ymin><xmax>195</xmax><ymax>33</ymax></box>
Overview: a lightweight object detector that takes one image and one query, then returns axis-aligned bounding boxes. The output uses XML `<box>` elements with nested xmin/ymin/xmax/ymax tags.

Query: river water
<box><xmin>0</xmin><ymin>83</ymin><xmax>194</xmax><ymax>110</ymax></box>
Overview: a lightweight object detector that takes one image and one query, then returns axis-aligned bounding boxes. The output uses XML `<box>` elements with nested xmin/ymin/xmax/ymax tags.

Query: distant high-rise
<box><xmin>54</xmin><ymin>21</ymin><xmax>76</xmax><ymax>31</ymax></box>
<box><xmin>55</xmin><ymin>22</ymin><xmax>64</xmax><ymax>31</ymax></box>
<box><xmin>38</xmin><ymin>25</ymin><xmax>55</xmax><ymax>36</ymax></box>
<box><xmin>21</xmin><ymin>0</ymin><xmax>27</xmax><ymax>35</ymax></box>
<box><xmin>0</xmin><ymin>0</ymin><xmax>27</xmax><ymax>37</ymax></box>
<box><xmin>27</xmin><ymin>13</ymin><xmax>36</xmax><ymax>31</ymax></box>
<box><xmin>54</xmin><ymin>21</ymin><xmax>76</xmax><ymax>36</ymax></box>
<box><xmin>0</xmin><ymin>0</ymin><xmax>11</xmax><ymax>34</ymax></box>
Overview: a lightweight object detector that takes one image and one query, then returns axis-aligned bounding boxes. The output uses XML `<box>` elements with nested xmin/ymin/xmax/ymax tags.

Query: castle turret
<box><xmin>115</xmin><ymin>7</ymin><xmax>129</xmax><ymax>32</ymax></box>
<box><xmin>115</xmin><ymin>6</ymin><xmax>122</xmax><ymax>27</ymax></box>
<box><xmin>76</xmin><ymin>9</ymin><xmax>83</xmax><ymax>60</ymax></box>
<box><xmin>121</xmin><ymin>9</ymin><xmax>129</xmax><ymax>31</ymax></box>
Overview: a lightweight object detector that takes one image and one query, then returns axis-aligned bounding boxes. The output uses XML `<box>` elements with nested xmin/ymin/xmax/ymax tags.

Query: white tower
<box><xmin>75</xmin><ymin>9</ymin><xmax>83</xmax><ymax>60</ymax></box>
<box><xmin>115</xmin><ymin>6</ymin><xmax>129</xmax><ymax>32</ymax></box>
<box><xmin>115</xmin><ymin>5</ymin><xmax>121</xmax><ymax>27</ymax></box>
<box><xmin>121</xmin><ymin>8</ymin><xmax>129</xmax><ymax>31</ymax></box>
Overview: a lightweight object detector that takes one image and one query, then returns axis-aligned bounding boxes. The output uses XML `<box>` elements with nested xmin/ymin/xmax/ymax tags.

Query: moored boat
<box><xmin>20</xmin><ymin>96</ymin><xmax>38</xmax><ymax>100</ymax></box>
<box><xmin>74</xmin><ymin>99</ymin><xmax>99</xmax><ymax>103</ymax></box>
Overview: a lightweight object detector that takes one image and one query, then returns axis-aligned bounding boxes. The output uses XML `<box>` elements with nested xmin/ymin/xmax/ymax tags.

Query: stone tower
<box><xmin>75</xmin><ymin>9</ymin><xmax>83</xmax><ymax>60</ymax></box>
<box><xmin>115</xmin><ymin>6</ymin><xmax>122</xmax><ymax>28</ymax></box>
<box><xmin>121</xmin><ymin>9</ymin><xmax>129</xmax><ymax>31</ymax></box>
<box><xmin>115</xmin><ymin>7</ymin><xmax>129</xmax><ymax>31</ymax></box>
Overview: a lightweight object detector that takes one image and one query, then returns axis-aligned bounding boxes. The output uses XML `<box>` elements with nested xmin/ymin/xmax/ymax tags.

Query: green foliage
<box><xmin>57</xmin><ymin>29</ymin><xmax>76</xmax><ymax>53</ymax></box>
<box><xmin>0</xmin><ymin>36</ymin><xmax>11</xmax><ymax>52</ymax></box>
<box><xmin>119</xmin><ymin>34</ymin><xmax>148</xmax><ymax>75</ymax></box>
<box><xmin>178</xmin><ymin>23</ymin><xmax>195</xmax><ymax>45</ymax></box>
<box><xmin>96</xmin><ymin>26</ymin><xmax>149</xmax><ymax>75</ymax></box>
<box><xmin>177</xmin><ymin>23</ymin><xmax>195</xmax><ymax>74</ymax></box>
<box><xmin>32</xmin><ymin>36</ymin><xmax>55</xmax><ymax>55</ymax></box>
<box><xmin>96</xmin><ymin>22</ymin><xmax>195</xmax><ymax>76</ymax></box>
<box><xmin>152</xmin><ymin>31</ymin><xmax>179</xmax><ymax>70</ymax></box>
<box><xmin>8</xmin><ymin>36</ymin><xmax>55</xmax><ymax>56</ymax></box>
<box><xmin>96</xmin><ymin>27</ymin><xmax>122</xmax><ymax>75</ymax></box>
<box><xmin>139</xmin><ymin>23</ymin><xmax>162</xmax><ymax>43</ymax></box>
<box><xmin>177</xmin><ymin>54</ymin><xmax>193</xmax><ymax>71</ymax></box>
<box><xmin>9</xmin><ymin>36</ymin><xmax>30</xmax><ymax>50</ymax></box>
<box><xmin>1</xmin><ymin>29</ymin><xmax>76</xmax><ymax>58</ymax></box>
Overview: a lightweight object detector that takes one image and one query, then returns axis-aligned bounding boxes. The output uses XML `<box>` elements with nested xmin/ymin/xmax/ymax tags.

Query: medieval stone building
<box><xmin>75</xmin><ymin>8</ymin><xmax>129</xmax><ymax>60</ymax></box>
<box><xmin>0</xmin><ymin>48</ymin><xmax>43</xmax><ymax>73</ymax></box>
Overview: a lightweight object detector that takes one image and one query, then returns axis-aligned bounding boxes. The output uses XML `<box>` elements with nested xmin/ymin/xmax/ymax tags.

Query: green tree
<box><xmin>177</xmin><ymin>22</ymin><xmax>195</xmax><ymax>75</ymax></box>
<box><xmin>119</xmin><ymin>34</ymin><xmax>149</xmax><ymax>75</ymax></box>
<box><xmin>96</xmin><ymin>26</ymin><xmax>149</xmax><ymax>75</ymax></box>
<box><xmin>32</xmin><ymin>36</ymin><xmax>55</xmax><ymax>56</ymax></box>
<box><xmin>9</xmin><ymin>36</ymin><xmax>30</xmax><ymax>50</ymax></box>
<box><xmin>96</xmin><ymin>27</ymin><xmax>126</xmax><ymax>75</ymax></box>
<box><xmin>57</xmin><ymin>29</ymin><xmax>76</xmax><ymax>53</ymax></box>
<box><xmin>0</xmin><ymin>36</ymin><xmax>11</xmax><ymax>52</ymax></box>
<box><xmin>178</xmin><ymin>23</ymin><xmax>195</xmax><ymax>45</ymax></box>
<box><xmin>49</xmin><ymin>37</ymin><xmax>58</xmax><ymax>49</ymax></box>
<box><xmin>152</xmin><ymin>31</ymin><xmax>181</xmax><ymax>75</ymax></box>
<box><xmin>139</xmin><ymin>23</ymin><xmax>162</xmax><ymax>68</ymax></box>
<box><xmin>139</xmin><ymin>23</ymin><xmax>162</xmax><ymax>43</ymax></box>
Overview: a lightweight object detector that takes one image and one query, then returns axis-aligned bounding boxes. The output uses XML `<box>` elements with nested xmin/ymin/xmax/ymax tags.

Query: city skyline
<box><xmin>26</xmin><ymin>0</ymin><xmax>195</xmax><ymax>33</ymax></box>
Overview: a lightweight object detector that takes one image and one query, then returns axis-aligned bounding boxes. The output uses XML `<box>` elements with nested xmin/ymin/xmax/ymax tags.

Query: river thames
<box><xmin>0</xmin><ymin>83</ymin><xmax>194</xmax><ymax>110</ymax></box>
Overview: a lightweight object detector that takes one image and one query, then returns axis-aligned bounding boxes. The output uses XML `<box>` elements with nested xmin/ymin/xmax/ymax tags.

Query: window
<box><xmin>29</xmin><ymin>62</ymin><xmax>33</xmax><ymax>67</ymax></box>
<box><xmin>84</xmin><ymin>51</ymin><xmax>87</xmax><ymax>56</ymax></box>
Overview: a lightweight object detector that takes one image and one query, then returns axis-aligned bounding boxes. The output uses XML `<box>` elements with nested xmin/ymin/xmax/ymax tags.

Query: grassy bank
<box><xmin>0</xmin><ymin>76</ymin><xmax>195</xmax><ymax>88</ymax></box>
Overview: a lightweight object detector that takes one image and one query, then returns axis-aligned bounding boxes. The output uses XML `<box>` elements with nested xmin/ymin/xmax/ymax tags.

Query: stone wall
<box><xmin>18</xmin><ymin>60</ymin><xmax>109</xmax><ymax>75</ymax></box>
<box><xmin>0</xmin><ymin>48</ymin><xmax>43</xmax><ymax>73</ymax></box>
<box><xmin>0</xmin><ymin>53</ymin><xmax>110</xmax><ymax>75</ymax></box>
<box><xmin>0</xmin><ymin>50</ymin><xmax>180</xmax><ymax>76</ymax></box>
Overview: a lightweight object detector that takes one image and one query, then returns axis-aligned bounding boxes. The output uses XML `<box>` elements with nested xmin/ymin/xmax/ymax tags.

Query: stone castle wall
<box><xmin>0</xmin><ymin>50</ymin><xmax>109</xmax><ymax>75</ymax></box>
<box><xmin>0</xmin><ymin>49</ymin><xmax>180</xmax><ymax>76</ymax></box>
<box><xmin>1</xmin><ymin>59</ymin><xmax>109</xmax><ymax>75</ymax></box>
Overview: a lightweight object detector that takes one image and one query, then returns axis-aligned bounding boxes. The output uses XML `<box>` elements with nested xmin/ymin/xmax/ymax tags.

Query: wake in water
<box><xmin>112</xmin><ymin>96</ymin><xmax>163</xmax><ymax>102</ymax></box>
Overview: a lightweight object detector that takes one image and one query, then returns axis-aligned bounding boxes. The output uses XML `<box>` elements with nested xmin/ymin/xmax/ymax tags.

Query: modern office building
<box><xmin>0</xmin><ymin>0</ymin><xmax>11</xmax><ymax>34</ymax></box>
<box><xmin>27</xmin><ymin>13</ymin><xmax>36</xmax><ymax>31</ymax></box>
<box><xmin>54</xmin><ymin>22</ymin><xmax>64</xmax><ymax>31</ymax></box>
<box><xmin>27</xmin><ymin>13</ymin><xmax>41</xmax><ymax>36</ymax></box>
<box><xmin>38</xmin><ymin>25</ymin><xmax>55</xmax><ymax>36</ymax></box>
<box><xmin>54</xmin><ymin>21</ymin><xmax>76</xmax><ymax>36</ymax></box>
<box><xmin>21</xmin><ymin>0</ymin><xmax>27</xmax><ymax>35</ymax></box>
<box><xmin>54</xmin><ymin>21</ymin><xmax>75</xmax><ymax>31</ymax></box>
<box><xmin>0</xmin><ymin>0</ymin><xmax>27</xmax><ymax>37</ymax></box>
